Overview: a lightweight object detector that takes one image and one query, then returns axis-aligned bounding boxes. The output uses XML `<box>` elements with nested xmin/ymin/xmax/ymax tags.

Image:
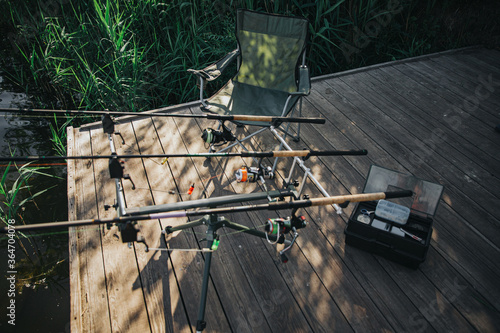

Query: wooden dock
<box><xmin>67</xmin><ymin>46</ymin><xmax>500</xmax><ymax>333</ymax></box>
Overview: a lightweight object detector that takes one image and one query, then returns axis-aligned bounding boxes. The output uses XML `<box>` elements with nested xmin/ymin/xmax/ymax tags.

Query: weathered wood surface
<box><xmin>68</xmin><ymin>47</ymin><xmax>500</xmax><ymax>332</ymax></box>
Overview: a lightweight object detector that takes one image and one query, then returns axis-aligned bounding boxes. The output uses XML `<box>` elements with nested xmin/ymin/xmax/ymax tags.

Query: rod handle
<box><xmin>308</xmin><ymin>190</ymin><xmax>413</xmax><ymax>207</ymax></box>
<box><xmin>271</xmin><ymin>149</ymin><xmax>368</xmax><ymax>157</ymax></box>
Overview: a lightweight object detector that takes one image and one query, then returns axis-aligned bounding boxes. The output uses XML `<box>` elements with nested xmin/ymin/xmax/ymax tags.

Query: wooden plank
<box><xmin>385</xmin><ymin>60</ymin><xmax>500</xmax><ymax>166</ymax></box>
<box><xmin>427</xmin><ymin>204</ymin><xmax>500</xmax><ymax>311</ymax></box>
<box><xmin>233</xmin><ymin>113</ymin><xmax>419</xmax><ymax>332</ymax></box>
<box><xmin>202</xmin><ymin>124</ymin><xmax>337</xmax><ymax>332</ymax></box>
<box><xmin>114</xmin><ymin>117</ymin><xmax>179</xmax><ymax>333</ymax></box>
<box><xmin>452</xmin><ymin>53</ymin><xmax>500</xmax><ymax>109</ymax></box>
<box><xmin>469</xmin><ymin>48</ymin><xmax>500</xmax><ymax>66</ymax></box>
<box><xmin>297</xmin><ymin>86</ymin><xmax>486</xmax><ymax>332</ymax></box>
<box><xmin>89</xmin><ymin>124</ymin><xmax>151</xmax><ymax>332</ymax></box>
<box><xmin>209</xmin><ymin>123</ymin><xmax>341</xmax><ymax>333</ymax></box>
<box><xmin>374</xmin><ymin>64</ymin><xmax>500</xmax><ymax>160</ymax></box>
<box><xmin>169</xmin><ymin>112</ymin><xmax>299</xmax><ymax>332</ymax></box>
<box><xmin>69</xmin><ymin>127</ymin><xmax>112</xmax><ymax>333</ymax></box>
<box><xmin>127</xmin><ymin>115</ymin><xmax>216</xmax><ymax>332</ymax></box>
<box><xmin>357</xmin><ymin>67</ymin><xmax>500</xmax><ymax>210</ymax></box>
<box><xmin>456</xmin><ymin>52</ymin><xmax>500</xmax><ymax>83</ymax></box>
<box><xmin>337</xmin><ymin>68</ymin><xmax>500</xmax><ymax>246</ymax></box>
<box><xmin>167</xmin><ymin>115</ymin><xmax>275</xmax><ymax>333</ymax></box>
<box><xmin>309</xmin><ymin>78</ymin><xmax>500</xmax><ymax>310</ymax></box>
<box><xmin>425</xmin><ymin>56</ymin><xmax>500</xmax><ymax>122</ymax></box>
<box><xmin>168</xmin><ymin>108</ymin><xmax>315</xmax><ymax>332</ymax></box>
<box><xmin>396</xmin><ymin>61</ymin><xmax>500</xmax><ymax>164</ymax></box>
<box><xmin>441</xmin><ymin>50</ymin><xmax>500</xmax><ymax>96</ymax></box>
<box><xmin>317</xmin><ymin>75</ymin><xmax>500</xmax><ymax>264</ymax></box>
<box><xmin>268</xmin><ymin>105</ymin><xmax>449</xmax><ymax>332</ymax></box>
<box><xmin>133</xmin><ymin>118</ymin><xmax>192</xmax><ymax>333</ymax></box>
<box><xmin>148</xmin><ymin>115</ymin><xmax>233</xmax><ymax>332</ymax></box>
<box><xmin>299</xmin><ymin>193</ymin><xmax>479</xmax><ymax>332</ymax></box>
<box><xmin>310</xmin><ymin>47</ymin><xmax>481</xmax><ymax>85</ymax></box>
<box><xmin>68</xmin><ymin>126</ymin><xmax>82</xmax><ymax>333</ymax></box>
<box><xmin>439</xmin><ymin>49</ymin><xmax>500</xmax><ymax>77</ymax></box>
<box><xmin>420</xmin><ymin>247</ymin><xmax>500</xmax><ymax>333</ymax></box>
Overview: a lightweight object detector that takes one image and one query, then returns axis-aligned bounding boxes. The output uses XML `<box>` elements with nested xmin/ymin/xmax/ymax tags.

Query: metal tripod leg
<box><xmin>195</xmin><ymin>214</ymin><xmax>219</xmax><ymax>333</ymax></box>
<box><xmin>164</xmin><ymin>215</ymin><xmax>217</xmax><ymax>332</ymax></box>
<box><xmin>164</xmin><ymin>216</ymin><xmax>208</xmax><ymax>234</ymax></box>
<box><xmin>196</xmin><ymin>249</ymin><xmax>213</xmax><ymax>332</ymax></box>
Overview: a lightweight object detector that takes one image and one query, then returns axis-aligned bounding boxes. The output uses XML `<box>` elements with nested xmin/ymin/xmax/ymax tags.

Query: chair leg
<box><xmin>277</xmin><ymin>97</ymin><xmax>302</xmax><ymax>142</ymax></box>
<box><xmin>280</xmin><ymin>98</ymin><xmax>301</xmax><ymax>142</ymax></box>
<box><xmin>293</xmin><ymin>98</ymin><xmax>303</xmax><ymax>142</ymax></box>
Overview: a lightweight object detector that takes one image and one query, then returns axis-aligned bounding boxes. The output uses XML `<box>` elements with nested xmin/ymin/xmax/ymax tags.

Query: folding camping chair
<box><xmin>188</xmin><ymin>9</ymin><xmax>310</xmax><ymax>172</ymax></box>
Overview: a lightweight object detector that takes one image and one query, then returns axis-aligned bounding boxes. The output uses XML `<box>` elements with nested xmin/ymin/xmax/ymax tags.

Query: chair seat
<box><xmin>204</xmin><ymin>81</ymin><xmax>300</xmax><ymax>126</ymax></box>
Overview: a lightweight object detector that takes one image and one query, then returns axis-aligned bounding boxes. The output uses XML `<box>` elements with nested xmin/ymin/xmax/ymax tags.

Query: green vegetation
<box><xmin>2</xmin><ymin>0</ymin><xmax>498</xmax><ymax>113</ymax></box>
<box><xmin>2</xmin><ymin>0</ymin><xmax>236</xmax><ymax>112</ymax></box>
<box><xmin>0</xmin><ymin>162</ymin><xmax>53</xmax><ymax>223</ymax></box>
<box><xmin>0</xmin><ymin>161</ymin><xmax>66</xmax><ymax>292</ymax></box>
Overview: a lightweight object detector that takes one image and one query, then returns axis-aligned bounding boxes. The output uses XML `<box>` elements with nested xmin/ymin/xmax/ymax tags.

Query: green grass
<box><xmin>3</xmin><ymin>0</ymin><xmax>237</xmax><ymax>111</ymax></box>
<box><xmin>49</xmin><ymin>114</ymin><xmax>72</xmax><ymax>157</ymax></box>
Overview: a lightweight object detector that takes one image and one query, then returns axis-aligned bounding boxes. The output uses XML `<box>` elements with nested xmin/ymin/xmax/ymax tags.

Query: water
<box><xmin>0</xmin><ymin>75</ymin><xmax>70</xmax><ymax>332</ymax></box>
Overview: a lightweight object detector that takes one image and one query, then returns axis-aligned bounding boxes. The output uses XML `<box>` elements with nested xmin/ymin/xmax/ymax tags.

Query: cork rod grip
<box><xmin>308</xmin><ymin>191</ymin><xmax>413</xmax><ymax>207</ymax></box>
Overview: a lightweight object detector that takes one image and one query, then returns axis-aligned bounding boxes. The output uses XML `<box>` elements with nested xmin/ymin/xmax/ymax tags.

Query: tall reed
<box><xmin>2</xmin><ymin>0</ymin><xmax>486</xmax><ymax>113</ymax></box>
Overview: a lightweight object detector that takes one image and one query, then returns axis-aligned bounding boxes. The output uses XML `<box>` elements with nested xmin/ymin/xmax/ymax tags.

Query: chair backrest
<box><xmin>235</xmin><ymin>9</ymin><xmax>309</xmax><ymax>93</ymax></box>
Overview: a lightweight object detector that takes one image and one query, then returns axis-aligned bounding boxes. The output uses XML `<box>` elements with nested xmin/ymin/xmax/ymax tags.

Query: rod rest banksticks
<box><xmin>0</xmin><ymin>107</ymin><xmax>326</xmax><ymax>124</ymax></box>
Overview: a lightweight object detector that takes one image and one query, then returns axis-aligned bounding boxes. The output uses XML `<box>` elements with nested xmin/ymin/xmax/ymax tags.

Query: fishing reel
<box><xmin>201</xmin><ymin>121</ymin><xmax>236</xmax><ymax>146</ymax></box>
<box><xmin>265</xmin><ymin>215</ymin><xmax>307</xmax><ymax>235</ymax></box>
<box><xmin>265</xmin><ymin>215</ymin><xmax>307</xmax><ymax>263</ymax></box>
<box><xmin>235</xmin><ymin>166</ymin><xmax>274</xmax><ymax>183</ymax></box>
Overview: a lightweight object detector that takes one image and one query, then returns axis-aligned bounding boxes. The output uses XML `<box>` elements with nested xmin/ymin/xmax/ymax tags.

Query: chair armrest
<box><xmin>188</xmin><ymin>49</ymin><xmax>239</xmax><ymax>81</ymax></box>
<box><xmin>290</xmin><ymin>65</ymin><xmax>311</xmax><ymax>96</ymax></box>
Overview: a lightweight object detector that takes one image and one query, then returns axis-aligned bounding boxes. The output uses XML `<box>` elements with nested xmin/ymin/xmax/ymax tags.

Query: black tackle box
<box><xmin>345</xmin><ymin>165</ymin><xmax>444</xmax><ymax>268</ymax></box>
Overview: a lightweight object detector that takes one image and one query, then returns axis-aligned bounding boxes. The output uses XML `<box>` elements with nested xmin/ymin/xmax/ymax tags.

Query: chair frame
<box><xmin>188</xmin><ymin>9</ymin><xmax>311</xmax><ymax>169</ymax></box>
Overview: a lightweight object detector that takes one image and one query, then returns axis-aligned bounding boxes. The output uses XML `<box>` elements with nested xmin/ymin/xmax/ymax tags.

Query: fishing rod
<box><xmin>0</xmin><ymin>190</ymin><xmax>412</xmax><ymax>233</ymax></box>
<box><xmin>0</xmin><ymin>107</ymin><xmax>326</xmax><ymax>124</ymax></box>
<box><xmin>0</xmin><ymin>149</ymin><xmax>368</xmax><ymax>163</ymax></box>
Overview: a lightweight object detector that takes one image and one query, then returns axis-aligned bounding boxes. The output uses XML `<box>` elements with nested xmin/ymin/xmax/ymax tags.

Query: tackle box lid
<box><xmin>362</xmin><ymin>165</ymin><xmax>444</xmax><ymax>217</ymax></box>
